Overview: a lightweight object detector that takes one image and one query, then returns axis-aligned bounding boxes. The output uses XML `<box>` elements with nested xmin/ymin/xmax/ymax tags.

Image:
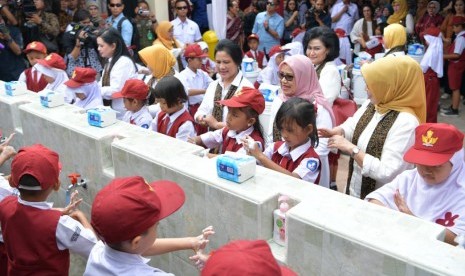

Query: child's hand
<box><xmin>0</xmin><ymin>146</ymin><xmax>16</xmax><ymax>160</ymax></box>
<box><xmin>191</xmin><ymin>225</ymin><xmax>215</xmax><ymax>252</ymax></box>
<box><xmin>59</xmin><ymin>190</ymin><xmax>83</xmax><ymax>216</ymax></box>
<box><xmin>0</xmin><ymin>133</ymin><xmax>15</xmax><ymax>150</ymax></box>
<box><xmin>189</xmin><ymin>250</ymin><xmax>210</xmax><ymax>271</ymax></box>
<box><xmin>187</xmin><ymin>136</ymin><xmax>198</xmax><ymax>145</ymax></box>
<box><xmin>202</xmin><ymin>115</ymin><xmax>221</xmax><ymax>129</ymax></box>
<box><xmin>318</xmin><ymin>128</ymin><xmax>339</xmax><ymax>138</ymax></box>
<box><xmin>394</xmin><ymin>189</ymin><xmax>414</xmax><ymax>216</ymax></box>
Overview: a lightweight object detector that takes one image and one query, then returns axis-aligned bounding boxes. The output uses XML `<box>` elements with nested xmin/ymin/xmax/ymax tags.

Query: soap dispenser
<box><xmin>273</xmin><ymin>195</ymin><xmax>290</xmax><ymax>246</ymax></box>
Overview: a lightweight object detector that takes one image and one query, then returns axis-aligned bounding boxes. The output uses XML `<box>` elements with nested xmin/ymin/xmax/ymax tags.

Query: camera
<box><xmin>72</xmin><ymin>23</ymin><xmax>97</xmax><ymax>45</ymax></box>
<box><xmin>137</xmin><ymin>9</ymin><xmax>150</xmax><ymax>16</ymax></box>
<box><xmin>20</xmin><ymin>0</ymin><xmax>37</xmax><ymax>16</ymax></box>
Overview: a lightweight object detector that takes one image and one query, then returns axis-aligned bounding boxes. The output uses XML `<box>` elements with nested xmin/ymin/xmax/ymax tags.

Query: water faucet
<box><xmin>65</xmin><ymin>173</ymin><xmax>88</xmax><ymax>205</ymax></box>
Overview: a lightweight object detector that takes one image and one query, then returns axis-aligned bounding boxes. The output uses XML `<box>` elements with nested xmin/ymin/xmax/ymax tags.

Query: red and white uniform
<box><xmin>152</xmin><ymin>107</ymin><xmax>196</xmax><ymax>142</ymax></box>
<box><xmin>201</xmin><ymin>126</ymin><xmax>264</xmax><ymax>154</ymax></box>
<box><xmin>448</xmin><ymin>31</ymin><xmax>465</xmax><ymax>90</ymax></box>
<box><xmin>18</xmin><ymin>67</ymin><xmax>48</xmax><ymax>92</ymax></box>
<box><xmin>245</xmin><ymin>50</ymin><xmax>268</xmax><ymax>69</ymax></box>
<box><xmin>122</xmin><ymin>106</ymin><xmax>152</xmax><ymax>129</ymax></box>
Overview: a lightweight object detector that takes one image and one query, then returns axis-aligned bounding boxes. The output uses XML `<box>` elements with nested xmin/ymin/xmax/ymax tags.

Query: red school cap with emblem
<box><xmin>91</xmin><ymin>176</ymin><xmax>185</xmax><ymax>244</ymax></box>
<box><xmin>36</xmin><ymin>53</ymin><xmax>67</xmax><ymax>71</ymax></box>
<box><xmin>112</xmin><ymin>79</ymin><xmax>149</xmax><ymax>100</ymax></box>
<box><xmin>247</xmin><ymin>33</ymin><xmax>260</xmax><ymax>42</ymax></box>
<box><xmin>9</xmin><ymin>144</ymin><xmax>61</xmax><ymax>191</ymax></box>
<box><xmin>201</xmin><ymin>240</ymin><xmax>297</xmax><ymax>276</ymax></box>
<box><xmin>451</xmin><ymin>16</ymin><xmax>465</xmax><ymax>25</ymax></box>
<box><xmin>268</xmin><ymin>45</ymin><xmax>290</xmax><ymax>58</ymax></box>
<box><xmin>23</xmin><ymin>41</ymin><xmax>47</xmax><ymax>54</ymax></box>
<box><xmin>184</xmin><ymin>43</ymin><xmax>209</xmax><ymax>58</ymax></box>
<box><xmin>64</xmin><ymin>67</ymin><xmax>97</xmax><ymax>88</ymax></box>
<box><xmin>218</xmin><ymin>86</ymin><xmax>265</xmax><ymax>114</ymax></box>
<box><xmin>404</xmin><ymin>123</ymin><xmax>464</xmax><ymax>166</ymax></box>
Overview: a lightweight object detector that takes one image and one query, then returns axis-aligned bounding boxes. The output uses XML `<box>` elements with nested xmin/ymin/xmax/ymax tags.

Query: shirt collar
<box><xmin>227</xmin><ymin>126</ymin><xmax>254</xmax><ymax>144</ymax></box>
<box><xmin>104</xmin><ymin>243</ymin><xmax>151</xmax><ymax>265</ymax></box>
<box><xmin>163</xmin><ymin>106</ymin><xmax>188</xmax><ymax>122</ymax></box>
<box><xmin>131</xmin><ymin>106</ymin><xmax>149</xmax><ymax>119</ymax></box>
<box><xmin>277</xmin><ymin>139</ymin><xmax>312</xmax><ymax>161</ymax></box>
<box><xmin>18</xmin><ymin>198</ymin><xmax>54</xmax><ymax>209</ymax></box>
<box><xmin>112</xmin><ymin>13</ymin><xmax>124</xmax><ymax>21</ymax></box>
<box><xmin>219</xmin><ymin>71</ymin><xmax>244</xmax><ymax>90</ymax></box>
<box><xmin>185</xmin><ymin>67</ymin><xmax>199</xmax><ymax>78</ymax></box>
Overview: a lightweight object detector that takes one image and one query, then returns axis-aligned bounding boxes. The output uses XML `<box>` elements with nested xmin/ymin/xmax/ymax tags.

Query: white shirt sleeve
<box><xmin>99</xmin><ymin>57</ymin><xmax>137</xmax><ymax>100</ymax></box>
<box><xmin>194</xmin><ymin>80</ymin><xmax>217</xmax><ymax>122</ymax></box>
<box><xmin>454</xmin><ymin>35</ymin><xmax>465</xmax><ymax>55</ymax></box>
<box><xmin>56</xmin><ymin>215</ymin><xmax>97</xmax><ymax>258</ymax></box>
<box><xmin>293</xmin><ymin>157</ymin><xmax>320</xmax><ymax>183</ymax></box>
<box><xmin>175</xmin><ymin>121</ymin><xmax>197</xmax><ymax>142</ymax></box>
<box><xmin>18</xmin><ymin>71</ymin><xmax>26</xmax><ymax>82</ymax></box>
<box><xmin>200</xmin><ymin>128</ymin><xmax>223</xmax><ymax>149</ymax></box>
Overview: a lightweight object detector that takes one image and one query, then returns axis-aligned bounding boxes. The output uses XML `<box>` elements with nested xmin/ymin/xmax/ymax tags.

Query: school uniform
<box><xmin>122</xmin><ymin>106</ymin><xmax>152</xmax><ymax>129</ymax></box>
<box><xmin>18</xmin><ymin>67</ymin><xmax>48</xmax><ymax>92</ymax></box>
<box><xmin>263</xmin><ymin>140</ymin><xmax>321</xmax><ymax>184</ymax></box>
<box><xmin>447</xmin><ymin>30</ymin><xmax>465</xmax><ymax>90</ymax></box>
<box><xmin>152</xmin><ymin>107</ymin><xmax>196</xmax><ymax>142</ymax></box>
<box><xmin>201</xmin><ymin>126</ymin><xmax>264</xmax><ymax>155</ymax></box>
<box><xmin>245</xmin><ymin>49</ymin><xmax>268</xmax><ymax>69</ymax></box>
<box><xmin>200</xmin><ymin>58</ymin><xmax>216</xmax><ymax>74</ymax></box>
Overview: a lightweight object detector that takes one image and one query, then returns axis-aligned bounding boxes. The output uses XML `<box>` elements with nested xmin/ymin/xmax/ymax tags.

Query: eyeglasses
<box><xmin>176</xmin><ymin>6</ymin><xmax>188</xmax><ymax>10</ymax></box>
<box><xmin>109</xmin><ymin>3</ymin><xmax>123</xmax><ymax>7</ymax></box>
<box><xmin>267</xmin><ymin>2</ymin><xmax>276</xmax><ymax>6</ymax></box>
<box><xmin>278</xmin><ymin>72</ymin><xmax>294</xmax><ymax>81</ymax></box>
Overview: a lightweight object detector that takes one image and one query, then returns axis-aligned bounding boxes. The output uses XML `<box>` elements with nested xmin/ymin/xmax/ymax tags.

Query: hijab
<box><xmin>428</xmin><ymin>1</ymin><xmax>440</xmax><ymax>16</ymax></box>
<box><xmin>278</xmin><ymin>55</ymin><xmax>335</xmax><ymax>124</ymax></box>
<box><xmin>361</xmin><ymin>56</ymin><xmax>426</xmax><ymax>123</ymax></box>
<box><xmin>383</xmin><ymin>23</ymin><xmax>407</xmax><ymax>49</ymax></box>
<box><xmin>69</xmin><ymin>82</ymin><xmax>103</xmax><ymax>109</ymax></box>
<box><xmin>139</xmin><ymin>45</ymin><xmax>176</xmax><ymax>80</ymax></box>
<box><xmin>387</xmin><ymin>0</ymin><xmax>409</xmax><ymax>25</ymax></box>
<box><xmin>35</xmin><ymin>63</ymin><xmax>69</xmax><ymax>92</ymax></box>
<box><xmin>154</xmin><ymin>21</ymin><xmax>181</xmax><ymax>50</ymax></box>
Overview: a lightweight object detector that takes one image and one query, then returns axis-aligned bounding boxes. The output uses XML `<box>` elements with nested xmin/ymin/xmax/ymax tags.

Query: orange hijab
<box><xmin>153</xmin><ymin>21</ymin><xmax>181</xmax><ymax>50</ymax></box>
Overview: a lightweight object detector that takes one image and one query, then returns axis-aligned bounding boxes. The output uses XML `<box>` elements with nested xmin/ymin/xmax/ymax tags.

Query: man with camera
<box><xmin>61</xmin><ymin>9</ymin><xmax>102</xmax><ymax>76</ymax></box>
<box><xmin>134</xmin><ymin>0</ymin><xmax>157</xmax><ymax>50</ymax></box>
<box><xmin>305</xmin><ymin>0</ymin><xmax>331</xmax><ymax>30</ymax></box>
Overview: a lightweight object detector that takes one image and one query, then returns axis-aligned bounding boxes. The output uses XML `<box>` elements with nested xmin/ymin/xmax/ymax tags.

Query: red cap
<box><xmin>201</xmin><ymin>240</ymin><xmax>297</xmax><ymax>276</ymax></box>
<box><xmin>23</xmin><ymin>41</ymin><xmax>47</xmax><ymax>54</ymax></box>
<box><xmin>91</xmin><ymin>176</ymin><xmax>185</xmax><ymax>244</ymax></box>
<box><xmin>218</xmin><ymin>86</ymin><xmax>265</xmax><ymax>114</ymax></box>
<box><xmin>64</xmin><ymin>67</ymin><xmax>97</xmax><ymax>88</ymax></box>
<box><xmin>184</xmin><ymin>44</ymin><xmax>209</xmax><ymax>58</ymax></box>
<box><xmin>247</xmin><ymin>33</ymin><xmax>260</xmax><ymax>42</ymax></box>
<box><xmin>334</xmin><ymin>28</ymin><xmax>347</xmax><ymax>38</ymax></box>
<box><xmin>10</xmin><ymin>144</ymin><xmax>60</xmax><ymax>191</ymax></box>
<box><xmin>268</xmin><ymin>45</ymin><xmax>289</xmax><ymax>58</ymax></box>
<box><xmin>291</xmin><ymin>27</ymin><xmax>303</xmax><ymax>38</ymax></box>
<box><xmin>404</xmin><ymin>123</ymin><xmax>464</xmax><ymax>166</ymax></box>
<box><xmin>112</xmin><ymin>79</ymin><xmax>149</xmax><ymax>100</ymax></box>
<box><xmin>424</xmin><ymin>27</ymin><xmax>441</xmax><ymax>37</ymax></box>
<box><xmin>37</xmin><ymin>53</ymin><xmax>66</xmax><ymax>71</ymax></box>
<box><xmin>452</xmin><ymin>16</ymin><xmax>465</xmax><ymax>25</ymax></box>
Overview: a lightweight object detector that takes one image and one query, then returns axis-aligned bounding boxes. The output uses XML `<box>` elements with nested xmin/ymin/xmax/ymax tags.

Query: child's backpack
<box><xmin>117</xmin><ymin>17</ymin><xmax>141</xmax><ymax>59</ymax></box>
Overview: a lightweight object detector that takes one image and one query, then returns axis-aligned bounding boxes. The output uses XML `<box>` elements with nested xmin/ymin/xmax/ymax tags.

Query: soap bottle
<box><xmin>273</xmin><ymin>195</ymin><xmax>290</xmax><ymax>246</ymax></box>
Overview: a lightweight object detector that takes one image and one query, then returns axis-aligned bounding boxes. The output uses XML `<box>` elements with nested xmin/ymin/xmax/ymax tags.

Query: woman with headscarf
<box><xmin>319</xmin><ymin>56</ymin><xmax>426</xmax><ymax>199</ymax></box>
<box><xmin>266</xmin><ymin>54</ymin><xmax>335</xmax><ymax>188</ymax></box>
<box><xmin>383</xmin><ymin>23</ymin><xmax>407</xmax><ymax>57</ymax></box>
<box><xmin>387</xmin><ymin>0</ymin><xmax>414</xmax><ymax>34</ymax></box>
<box><xmin>153</xmin><ymin>21</ymin><xmax>185</xmax><ymax>72</ymax></box>
<box><xmin>256</xmin><ymin>45</ymin><xmax>288</xmax><ymax>86</ymax></box>
<box><xmin>415</xmin><ymin>1</ymin><xmax>444</xmax><ymax>43</ymax></box>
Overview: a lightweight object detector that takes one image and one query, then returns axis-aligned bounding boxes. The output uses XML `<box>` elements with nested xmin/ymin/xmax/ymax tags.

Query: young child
<box><xmin>366</xmin><ymin>123</ymin><xmax>465</xmax><ymax>245</ymax></box>
<box><xmin>0</xmin><ymin>144</ymin><xmax>97</xmax><ymax>275</ymax></box>
<box><xmin>420</xmin><ymin>27</ymin><xmax>443</xmax><ymax>123</ymax></box>
<box><xmin>179</xmin><ymin>44</ymin><xmax>213</xmax><ymax>135</ymax></box>
<box><xmin>35</xmin><ymin>53</ymin><xmax>73</xmax><ymax>103</ymax></box>
<box><xmin>151</xmin><ymin>76</ymin><xmax>196</xmax><ymax>141</ymax></box>
<box><xmin>64</xmin><ymin>67</ymin><xmax>103</xmax><ymax>109</ymax></box>
<box><xmin>257</xmin><ymin>45</ymin><xmax>289</xmax><ymax>86</ymax></box>
<box><xmin>189</xmin><ymin>87</ymin><xmax>265</xmax><ymax>155</ymax></box>
<box><xmin>85</xmin><ymin>176</ymin><xmax>214</xmax><ymax>275</ymax></box>
<box><xmin>198</xmin><ymin>41</ymin><xmax>216</xmax><ymax>77</ymax></box>
<box><xmin>18</xmin><ymin>41</ymin><xmax>48</xmax><ymax>92</ymax></box>
<box><xmin>364</xmin><ymin>23</ymin><xmax>386</xmax><ymax>58</ymax></box>
<box><xmin>113</xmin><ymin>79</ymin><xmax>152</xmax><ymax>129</ymax></box>
<box><xmin>245</xmin><ymin>34</ymin><xmax>268</xmax><ymax>69</ymax></box>
<box><xmin>245</xmin><ymin>97</ymin><xmax>321</xmax><ymax>184</ymax></box>
<box><xmin>441</xmin><ymin>16</ymin><xmax>465</xmax><ymax>117</ymax></box>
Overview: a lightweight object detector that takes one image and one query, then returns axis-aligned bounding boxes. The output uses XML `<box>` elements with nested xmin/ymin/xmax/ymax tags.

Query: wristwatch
<box><xmin>350</xmin><ymin>146</ymin><xmax>360</xmax><ymax>158</ymax></box>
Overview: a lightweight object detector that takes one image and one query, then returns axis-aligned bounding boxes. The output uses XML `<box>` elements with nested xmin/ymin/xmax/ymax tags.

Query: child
<box><xmin>198</xmin><ymin>41</ymin><xmax>216</xmax><ymax>77</ymax></box>
<box><xmin>64</xmin><ymin>67</ymin><xmax>103</xmax><ymax>109</ymax></box>
<box><xmin>245</xmin><ymin>34</ymin><xmax>268</xmax><ymax>69</ymax></box>
<box><xmin>257</xmin><ymin>45</ymin><xmax>289</xmax><ymax>86</ymax></box>
<box><xmin>364</xmin><ymin>23</ymin><xmax>386</xmax><ymax>58</ymax></box>
<box><xmin>0</xmin><ymin>144</ymin><xmax>97</xmax><ymax>275</ymax></box>
<box><xmin>151</xmin><ymin>76</ymin><xmax>196</xmax><ymax>141</ymax></box>
<box><xmin>113</xmin><ymin>79</ymin><xmax>152</xmax><ymax>129</ymax></box>
<box><xmin>245</xmin><ymin>97</ymin><xmax>321</xmax><ymax>184</ymax></box>
<box><xmin>441</xmin><ymin>16</ymin><xmax>465</xmax><ymax>117</ymax></box>
<box><xmin>189</xmin><ymin>87</ymin><xmax>265</xmax><ymax>155</ymax></box>
<box><xmin>420</xmin><ymin>27</ymin><xmax>443</xmax><ymax>123</ymax></box>
<box><xmin>178</xmin><ymin>44</ymin><xmax>213</xmax><ymax>135</ymax></box>
<box><xmin>35</xmin><ymin>53</ymin><xmax>73</xmax><ymax>103</ymax></box>
<box><xmin>366</xmin><ymin>123</ymin><xmax>465</xmax><ymax>245</ymax></box>
<box><xmin>85</xmin><ymin>176</ymin><xmax>214</xmax><ymax>275</ymax></box>
<box><xmin>18</xmin><ymin>41</ymin><xmax>48</xmax><ymax>92</ymax></box>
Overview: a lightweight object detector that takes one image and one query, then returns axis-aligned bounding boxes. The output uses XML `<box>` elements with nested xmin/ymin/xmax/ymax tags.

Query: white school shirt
<box><xmin>339</xmin><ymin>100</ymin><xmax>418</xmax><ymax>198</ymax></box>
<box><xmin>200</xmin><ymin>126</ymin><xmax>263</xmax><ymax>154</ymax></box>
<box><xmin>330</xmin><ymin>2</ymin><xmax>359</xmax><ymax>33</ymax></box>
<box><xmin>171</xmin><ymin>17</ymin><xmax>202</xmax><ymax>44</ymax></box>
<box><xmin>18</xmin><ymin>67</ymin><xmax>42</xmax><ymax>83</ymax></box>
<box><xmin>151</xmin><ymin>107</ymin><xmax>196</xmax><ymax>142</ymax></box>
<box><xmin>99</xmin><ymin>56</ymin><xmax>138</xmax><ymax>119</ymax></box>
<box><xmin>263</xmin><ymin>139</ymin><xmax>320</xmax><ymax>183</ymax></box>
<box><xmin>122</xmin><ymin>106</ymin><xmax>153</xmax><ymax>129</ymax></box>
<box><xmin>194</xmin><ymin>71</ymin><xmax>253</xmax><ymax>123</ymax></box>
<box><xmin>178</xmin><ymin>67</ymin><xmax>213</xmax><ymax>105</ymax></box>
<box><xmin>84</xmin><ymin>241</ymin><xmax>174</xmax><ymax>276</ymax></box>
<box><xmin>451</xmin><ymin>30</ymin><xmax>465</xmax><ymax>64</ymax></box>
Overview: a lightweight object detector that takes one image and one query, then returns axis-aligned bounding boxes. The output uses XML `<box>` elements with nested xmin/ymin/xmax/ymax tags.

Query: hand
<box><xmin>60</xmin><ymin>190</ymin><xmax>83</xmax><ymax>216</ymax></box>
<box><xmin>0</xmin><ymin>146</ymin><xmax>16</xmax><ymax>160</ymax></box>
<box><xmin>191</xmin><ymin>225</ymin><xmax>215</xmax><ymax>252</ymax></box>
<box><xmin>394</xmin><ymin>189</ymin><xmax>414</xmax><ymax>216</ymax></box>
<box><xmin>0</xmin><ymin>32</ymin><xmax>10</xmax><ymax>41</ymax></box>
<box><xmin>149</xmin><ymin>12</ymin><xmax>156</xmax><ymax>21</ymax></box>
<box><xmin>292</xmin><ymin>10</ymin><xmax>298</xmax><ymax>17</ymax></box>
<box><xmin>0</xmin><ymin>133</ymin><xmax>15</xmax><ymax>151</ymax></box>
<box><xmin>342</xmin><ymin>5</ymin><xmax>349</xmax><ymax>13</ymax></box>
<box><xmin>242</xmin><ymin>135</ymin><xmax>261</xmax><ymax>158</ymax></box>
<box><xmin>327</xmin><ymin>135</ymin><xmax>354</xmax><ymax>153</ymax></box>
<box><xmin>202</xmin><ymin>115</ymin><xmax>220</xmax><ymax>129</ymax></box>
<box><xmin>187</xmin><ymin>136</ymin><xmax>198</xmax><ymax>145</ymax></box>
<box><xmin>189</xmin><ymin>250</ymin><xmax>209</xmax><ymax>270</ymax></box>
<box><xmin>27</xmin><ymin>13</ymin><xmax>42</xmax><ymax>25</ymax></box>
<box><xmin>263</xmin><ymin>20</ymin><xmax>269</xmax><ymax>29</ymax></box>
<box><xmin>318</xmin><ymin>128</ymin><xmax>340</xmax><ymax>138</ymax></box>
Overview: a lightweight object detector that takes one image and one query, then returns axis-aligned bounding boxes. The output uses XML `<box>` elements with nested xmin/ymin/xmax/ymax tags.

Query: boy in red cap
<box><xmin>64</xmin><ymin>67</ymin><xmax>103</xmax><ymax>109</ymax></box>
<box><xmin>245</xmin><ymin>34</ymin><xmax>268</xmax><ymax>69</ymax></box>
<box><xmin>178</xmin><ymin>44</ymin><xmax>213</xmax><ymax>135</ymax></box>
<box><xmin>257</xmin><ymin>45</ymin><xmax>289</xmax><ymax>86</ymax></box>
<box><xmin>113</xmin><ymin>79</ymin><xmax>152</xmax><ymax>129</ymax></box>
<box><xmin>441</xmin><ymin>16</ymin><xmax>465</xmax><ymax>117</ymax></box>
<box><xmin>18</xmin><ymin>41</ymin><xmax>48</xmax><ymax>92</ymax></box>
<box><xmin>367</xmin><ymin>123</ymin><xmax>465</xmax><ymax>245</ymax></box>
<box><xmin>85</xmin><ymin>176</ymin><xmax>214</xmax><ymax>275</ymax></box>
<box><xmin>188</xmin><ymin>87</ymin><xmax>265</xmax><ymax>156</ymax></box>
<box><xmin>0</xmin><ymin>144</ymin><xmax>97</xmax><ymax>275</ymax></box>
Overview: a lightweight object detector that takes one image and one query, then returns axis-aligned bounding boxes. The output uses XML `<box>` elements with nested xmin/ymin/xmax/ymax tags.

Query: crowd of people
<box><xmin>0</xmin><ymin>0</ymin><xmax>465</xmax><ymax>275</ymax></box>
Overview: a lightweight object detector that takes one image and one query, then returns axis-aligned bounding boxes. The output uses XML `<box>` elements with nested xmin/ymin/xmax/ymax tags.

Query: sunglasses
<box><xmin>267</xmin><ymin>2</ymin><xmax>276</xmax><ymax>6</ymax></box>
<box><xmin>109</xmin><ymin>3</ymin><xmax>123</xmax><ymax>7</ymax></box>
<box><xmin>176</xmin><ymin>6</ymin><xmax>188</xmax><ymax>10</ymax></box>
<box><xmin>278</xmin><ymin>72</ymin><xmax>294</xmax><ymax>82</ymax></box>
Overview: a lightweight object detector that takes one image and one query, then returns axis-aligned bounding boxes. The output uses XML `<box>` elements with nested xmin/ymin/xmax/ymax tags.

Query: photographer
<box><xmin>134</xmin><ymin>0</ymin><xmax>157</xmax><ymax>50</ymax></box>
<box><xmin>305</xmin><ymin>0</ymin><xmax>331</xmax><ymax>30</ymax></box>
<box><xmin>23</xmin><ymin>0</ymin><xmax>60</xmax><ymax>52</ymax></box>
<box><xmin>61</xmin><ymin>9</ymin><xmax>101</xmax><ymax>76</ymax></box>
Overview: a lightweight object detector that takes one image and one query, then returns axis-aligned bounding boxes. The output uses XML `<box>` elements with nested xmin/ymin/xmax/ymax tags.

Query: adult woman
<box><xmin>387</xmin><ymin>0</ymin><xmax>414</xmax><ymax>34</ymax></box>
<box><xmin>283</xmin><ymin>0</ymin><xmax>299</xmax><ymax>44</ymax></box>
<box><xmin>195</xmin><ymin>39</ymin><xmax>253</xmax><ymax>131</ymax></box>
<box><xmin>226</xmin><ymin>0</ymin><xmax>244</xmax><ymax>48</ymax></box>
<box><xmin>266</xmin><ymin>55</ymin><xmax>335</xmax><ymax>188</ymax></box>
<box><xmin>153</xmin><ymin>21</ymin><xmax>185</xmax><ymax>71</ymax></box>
<box><xmin>383</xmin><ymin>23</ymin><xmax>407</xmax><ymax>56</ymax></box>
<box><xmin>97</xmin><ymin>28</ymin><xmax>138</xmax><ymax>119</ymax></box>
<box><xmin>25</xmin><ymin>0</ymin><xmax>60</xmax><ymax>51</ymax></box>
<box><xmin>350</xmin><ymin>4</ymin><xmax>378</xmax><ymax>55</ymax></box>
<box><xmin>441</xmin><ymin>0</ymin><xmax>465</xmax><ymax>48</ymax></box>
<box><xmin>415</xmin><ymin>1</ymin><xmax>443</xmax><ymax>42</ymax></box>
<box><xmin>319</xmin><ymin>56</ymin><xmax>426</xmax><ymax>199</ymax></box>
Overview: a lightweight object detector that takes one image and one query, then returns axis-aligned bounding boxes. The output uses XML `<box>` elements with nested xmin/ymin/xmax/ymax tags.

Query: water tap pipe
<box><xmin>65</xmin><ymin>173</ymin><xmax>88</xmax><ymax>205</ymax></box>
